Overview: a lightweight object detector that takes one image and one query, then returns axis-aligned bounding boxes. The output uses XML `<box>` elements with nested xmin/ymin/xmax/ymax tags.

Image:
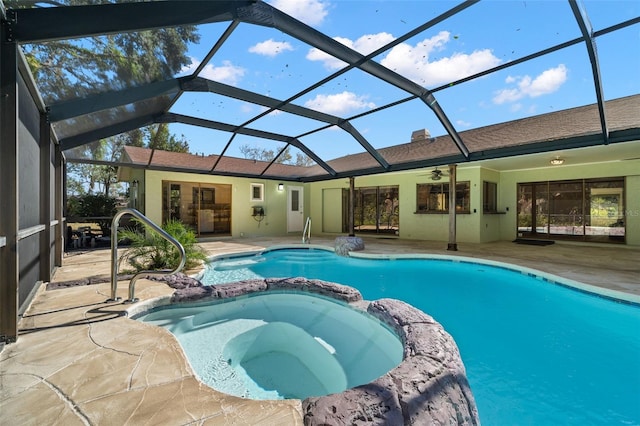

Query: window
<box><xmin>517</xmin><ymin>177</ymin><xmax>625</xmax><ymax>243</ymax></box>
<box><xmin>290</xmin><ymin>188</ymin><xmax>299</xmax><ymax>212</ymax></box>
<box><xmin>250</xmin><ymin>183</ymin><xmax>264</xmax><ymax>202</ymax></box>
<box><xmin>416</xmin><ymin>182</ymin><xmax>470</xmax><ymax>213</ymax></box>
<box><xmin>483</xmin><ymin>181</ymin><xmax>498</xmax><ymax>213</ymax></box>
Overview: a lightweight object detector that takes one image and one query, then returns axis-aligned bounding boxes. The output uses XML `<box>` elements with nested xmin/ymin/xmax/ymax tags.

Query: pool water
<box><xmin>202</xmin><ymin>248</ymin><xmax>640</xmax><ymax>426</ymax></box>
<box><xmin>137</xmin><ymin>292</ymin><xmax>403</xmax><ymax>400</ymax></box>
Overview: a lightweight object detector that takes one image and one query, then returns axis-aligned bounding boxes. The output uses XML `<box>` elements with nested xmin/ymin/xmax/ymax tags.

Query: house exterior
<box><xmin>118</xmin><ymin>94</ymin><xmax>640</xmax><ymax>247</ymax></box>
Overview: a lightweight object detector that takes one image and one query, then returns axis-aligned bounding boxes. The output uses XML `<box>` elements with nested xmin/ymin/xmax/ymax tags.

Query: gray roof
<box><xmin>120</xmin><ymin>94</ymin><xmax>640</xmax><ymax>181</ymax></box>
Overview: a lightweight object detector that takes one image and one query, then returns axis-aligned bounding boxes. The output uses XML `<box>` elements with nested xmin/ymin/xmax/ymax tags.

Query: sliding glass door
<box><xmin>548</xmin><ymin>181</ymin><xmax>583</xmax><ymax>236</ymax></box>
<box><xmin>585</xmin><ymin>180</ymin><xmax>625</xmax><ymax>242</ymax></box>
<box><xmin>350</xmin><ymin>185</ymin><xmax>399</xmax><ymax>235</ymax></box>
<box><xmin>517</xmin><ymin>178</ymin><xmax>624</xmax><ymax>243</ymax></box>
<box><xmin>517</xmin><ymin>183</ymin><xmax>549</xmax><ymax>236</ymax></box>
<box><xmin>162</xmin><ymin>181</ymin><xmax>232</xmax><ymax>236</ymax></box>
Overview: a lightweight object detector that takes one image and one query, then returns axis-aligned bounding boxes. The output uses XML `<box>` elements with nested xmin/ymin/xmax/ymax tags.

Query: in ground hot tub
<box><xmin>137</xmin><ymin>290</ymin><xmax>403</xmax><ymax>400</ymax></box>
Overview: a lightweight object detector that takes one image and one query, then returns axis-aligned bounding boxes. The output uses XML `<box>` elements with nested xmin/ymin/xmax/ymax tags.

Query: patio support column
<box><xmin>0</xmin><ymin>21</ymin><xmax>20</xmax><ymax>343</ymax></box>
<box><xmin>447</xmin><ymin>164</ymin><xmax>458</xmax><ymax>251</ymax></box>
<box><xmin>54</xmin><ymin>145</ymin><xmax>64</xmax><ymax>267</ymax></box>
<box><xmin>348</xmin><ymin>177</ymin><xmax>355</xmax><ymax>236</ymax></box>
<box><xmin>40</xmin><ymin>111</ymin><xmax>52</xmax><ymax>281</ymax></box>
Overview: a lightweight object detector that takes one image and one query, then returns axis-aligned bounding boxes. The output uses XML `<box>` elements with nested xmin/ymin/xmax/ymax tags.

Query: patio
<box><xmin>1</xmin><ymin>237</ymin><xmax>638</xmax><ymax>425</ymax></box>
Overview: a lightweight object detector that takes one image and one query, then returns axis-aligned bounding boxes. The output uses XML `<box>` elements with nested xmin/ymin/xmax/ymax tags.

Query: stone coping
<box><xmin>130</xmin><ymin>274</ymin><xmax>480</xmax><ymax>425</ymax></box>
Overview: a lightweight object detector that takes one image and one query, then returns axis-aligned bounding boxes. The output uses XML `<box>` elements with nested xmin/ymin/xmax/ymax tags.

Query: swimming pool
<box><xmin>202</xmin><ymin>247</ymin><xmax>640</xmax><ymax>426</ymax></box>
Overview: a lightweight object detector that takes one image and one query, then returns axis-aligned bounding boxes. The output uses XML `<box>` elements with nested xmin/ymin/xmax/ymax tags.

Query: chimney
<box><xmin>411</xmin><ymin>129</ymin><xmax>431</xmax><ymax>142</ymax></box>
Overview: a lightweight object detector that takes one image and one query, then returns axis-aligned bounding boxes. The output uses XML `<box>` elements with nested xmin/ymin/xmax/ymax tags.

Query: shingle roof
<box><xmin>121</xmin><ymin>94</ymin><xmax>640</xmax><ymax>181</ymax></box>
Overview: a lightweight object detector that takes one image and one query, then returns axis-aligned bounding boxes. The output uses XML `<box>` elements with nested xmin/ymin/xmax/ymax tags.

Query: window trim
<box><xmin>483</xmin><ymin>181</ymin><xmax>498</xmax><ymax>213</ymax></box>
<box><xmin>250</xmin><ymin>183</ymin><xmax>264</xmax><ymax>202</ymax></box>
<box><xmin>416</xmin><ymin>181</ymin><xmax>471</xmax><ymax>214</ymax></box>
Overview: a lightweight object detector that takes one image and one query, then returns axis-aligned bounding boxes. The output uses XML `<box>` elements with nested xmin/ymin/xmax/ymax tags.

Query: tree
<box><xmin>22</xmin><ymin>5</ymin><xmax>200</xmax><ymax>100</ymax></box>
<box><xmin>239</xmin><ymin>143</ymin><xmax>314</xmax><ymax>166</ymax></box>
<box><xmin>66</xmin><ymin>137</ymin><xmax>122</xmax><ymax>196</ymax></box>
<box><xmin>67</xmin><ymin>193</ymin><xmax>118</xmax><ymax>237</ymax></box>
<box><xmin>19</xmin><ymin>3</ymin><xmax>200</xmax><ymax>196</ymax></box>
<box><xmin>147</xmin><ymin>123</ymin><xmax>189</xmax><ymax>153</ymax></box>
<box><xmin>66</xmin><ymin>125</ymin><xmax>190</xmax><ymax>197</ymax></box>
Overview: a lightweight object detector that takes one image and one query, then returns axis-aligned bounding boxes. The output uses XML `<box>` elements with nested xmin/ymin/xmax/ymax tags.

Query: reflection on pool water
<box><xmin>137</xmin><ymin>292</ymin><xmax>403</xmax><ymax>400</ymax></box>
<box><xmin>202</xmin><ymin>247</ymin><xmax>640</xmax><ymax>426</ymax></box>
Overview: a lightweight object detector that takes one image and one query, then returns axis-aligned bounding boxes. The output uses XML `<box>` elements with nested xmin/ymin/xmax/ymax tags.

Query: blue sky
<box><xmin>167</xmin><ymin>0</ymin><xmax>639</xmax><ymax>162</ymax></box>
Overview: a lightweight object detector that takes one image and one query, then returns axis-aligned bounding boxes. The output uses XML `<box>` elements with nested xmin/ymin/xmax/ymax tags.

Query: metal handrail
<box><xmin>109</xmin><ymin>208</ymin><xmax>186</xmax><ymax>303</ymax></box>
<box><xmin>302</xmin><ymin>216</ymin><xmax>311</xmax><ymax>244</ymax></box>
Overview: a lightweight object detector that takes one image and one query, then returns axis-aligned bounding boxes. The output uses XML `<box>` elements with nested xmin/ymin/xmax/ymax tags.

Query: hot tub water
<box><xmin>137</xmin><ymin>292</ymin><xmax>403</xmax><ymax>400</ymax></box>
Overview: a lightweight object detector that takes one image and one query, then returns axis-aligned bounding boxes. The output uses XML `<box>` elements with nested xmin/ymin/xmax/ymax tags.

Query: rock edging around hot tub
<box><xmin>159</xmin><ymin>273</ymin><xmax>480</xmax><ymax>426</ymax></box>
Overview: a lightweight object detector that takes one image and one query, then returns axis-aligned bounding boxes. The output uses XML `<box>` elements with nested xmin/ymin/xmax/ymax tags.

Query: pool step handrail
<box><xmin>302</xmin><ymin>217</ymin><xmax>311</xmax><ymax>244</ymax></box>
<box><xmin>109</xmin><ymin>208</ymin><xmax>186</xmax><ymax>303</ymax></box>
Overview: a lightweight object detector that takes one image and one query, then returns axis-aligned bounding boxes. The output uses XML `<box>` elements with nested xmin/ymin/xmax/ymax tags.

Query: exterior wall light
<box><xmin>550</xmin><ymin>157</ymin><xmax>565</xmax><ymax>165</ymax></box>
<box><xmin>278</xmin><ymin>183</ymin><xmax>284</xmax><ymax>191</ymax></box>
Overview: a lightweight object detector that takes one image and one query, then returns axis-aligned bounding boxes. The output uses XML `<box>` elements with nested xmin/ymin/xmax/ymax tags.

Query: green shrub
<box><xmin>67</xmin><ymin>194</ymin><xmax>118</xmax><ymax>236</ymax></box>
<box><xmin>118</xmin><ymin>219</ymin><xmax>207</xmax><ymax>272</ymax></box>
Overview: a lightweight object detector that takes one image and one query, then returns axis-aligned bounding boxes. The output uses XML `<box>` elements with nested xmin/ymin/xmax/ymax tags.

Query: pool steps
<box><xmin>213</xmin><ymin>251</ymin><xmax>335</xmax><ymax>271</ymax></box>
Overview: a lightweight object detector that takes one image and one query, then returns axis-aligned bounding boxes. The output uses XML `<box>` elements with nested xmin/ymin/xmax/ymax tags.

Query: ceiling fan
<box><xmin>417</xmin><ymin>167</ymin><xmax>449</xmax><ymax>181</ymax></box>
<box><xmin>429</xmin><ymin>167</ymin><xmax>448</xmax><ymax>181</ymax></box>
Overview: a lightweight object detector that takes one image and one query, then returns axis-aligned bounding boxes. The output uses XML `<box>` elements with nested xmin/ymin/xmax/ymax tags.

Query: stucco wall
<box><xmin>143</xmin><ymin>170</ymin><xmax>299</xmax><ymax>238</ymax></box>
<box><xmin>627</xmin><ymin>175</ymin><xmax>640</xmax><ymax>246</ymax></box>
<box><xmin>321</xmin><ymin>188</ymin><xmax>343</xmax><ymax>233</ymax></box>
<box><xmin>478</xmin><ymin>168</ymin><xmax>503</xmax><ymax>243</ymax></box>
<box><xmin>308</xmin><ymin>167</ymin><xmax>488</xmax><ymax>244</ymax></box>
<box><xmin>308</xmin><ymin>159</ymin><xmax>640</xmax><ymax>246</ymax></box>
<box><xmin>126</xmin><ymin>157</ymin><xmax>639</xmax><ymax>246</ymax></box>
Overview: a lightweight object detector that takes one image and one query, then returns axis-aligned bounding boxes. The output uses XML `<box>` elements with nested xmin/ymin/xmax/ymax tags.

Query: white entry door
<box><xmin>287</xmin><ymin>186</ymin><xmax>304</xmax><ymax>232</ymax></box>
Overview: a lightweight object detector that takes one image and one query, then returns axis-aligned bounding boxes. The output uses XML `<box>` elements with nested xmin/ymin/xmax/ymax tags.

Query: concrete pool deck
<box><xmin>1</xmin><ymin>236</ymin><xmax>639</xmax><ymax>425</ymax></box>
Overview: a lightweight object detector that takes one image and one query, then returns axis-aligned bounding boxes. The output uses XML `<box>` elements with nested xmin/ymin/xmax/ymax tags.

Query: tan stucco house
<box><xmin>118</xmin><ymin>94</ymin><xmax>640</xmax><ymax>246</ymax></box>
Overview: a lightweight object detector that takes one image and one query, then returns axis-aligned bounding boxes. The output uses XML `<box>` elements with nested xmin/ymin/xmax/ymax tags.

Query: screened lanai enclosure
<box><xmin>1</xmin><ymin>0</ymin><xmax>639</xmax><ymax>343</ymax></box>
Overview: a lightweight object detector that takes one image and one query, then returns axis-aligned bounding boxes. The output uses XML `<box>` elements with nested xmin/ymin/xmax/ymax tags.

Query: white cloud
<box><xmin>240</xmin><ymin>103</ymin><xmax>254</xmax><ymax>114</ymax></box>
<box><xmin>180</xmin><ymin>58</ymin><xmax>246</xmax><ymax>86</ymax></box>
<box><xmin>352</xmin><ymin>33</ymin><xmax>397</xmax><ymax>57</ymax></box>
<box><xmin>306</xmin><ymin>30</ymin><xmax>501</xmax><ymax>85</ymax></box>
<box><xmin>268</xmin><ymin>109</ymin><xmax>284</xmax><ymax>116</ymax></box>
<box><xmin>456</xmin><ymin>119</ymin><xmax>471</xmax><ymax>128</ymax></box>
<box><xmin>307</xmin><ymin>33</ymin><xmax>396</xmax><ymax>70</ymax></box>
<box><xmin>380</xmin><ymin>31</ymin><xmax>501</xmax><ymax>86</ymax></box>
<box><xmin>493</xmin><ymin>88</ymin><xmax>521</xmax><ymax>105</ymax></box>
<box><xmin>493</xmin><ymin>64</ymin><xmax>568</xmax><ymax>104</ymax></box>
<box><xmin>249</xmin><ymin>39</ymin><xmax>294</xmax><ymax>57</ymax></box>
<box><xmin>179</xmin><ymin>58</ymin><xmax>198</xmax><ymax>75</ymax></box>
<box><xmin>248</xmin><ymin>104</ymin><xmax>284</xmax><ymax>117</ymax></box>
<box><xmin>268</xmin><ymin>0</ymin><xmax>329</xmax><ymax>26</ymax></box>
<box><xmin>304</xmin><ymin>91</ymin><xmax>375</xmax><ymax>115</ymax></box>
